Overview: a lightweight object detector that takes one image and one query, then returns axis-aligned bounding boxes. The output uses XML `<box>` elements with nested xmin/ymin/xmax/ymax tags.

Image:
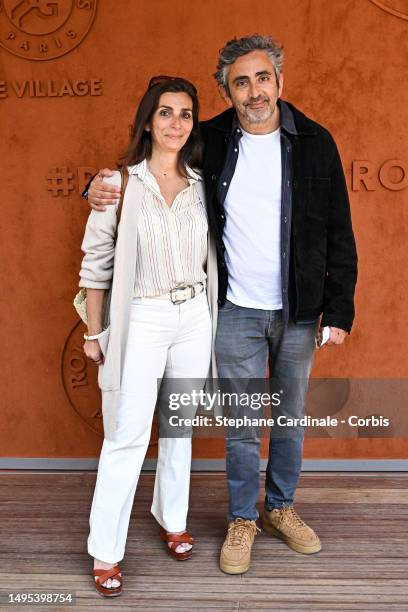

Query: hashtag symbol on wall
<box><xmin>47</xmin><ymin>167</ymin><xmax>75</xmax><ymax>196</ymax></box>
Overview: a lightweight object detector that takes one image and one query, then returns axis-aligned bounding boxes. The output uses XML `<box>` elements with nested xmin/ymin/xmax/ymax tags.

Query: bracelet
<box><xmin>84</xmin><ymin>330</ymin><xmax>104</xmax><ymax>341</ymax></box>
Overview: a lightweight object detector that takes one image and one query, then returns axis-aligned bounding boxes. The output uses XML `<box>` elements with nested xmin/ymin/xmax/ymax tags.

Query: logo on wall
<box><xmin>369</xmin><ymin>0</ymin><xmax>408</xmax><ymax>20</ymax></box>
<box><xmin>61</xmin><ymin>320</ymin><xmax>104</xmax><ymax>436</ymax></box>
<box><xmin>61</xmin><ymin>320</ymin><xmax>159</xmax><ymax>445</ymax></box>
<box><xmin>0</xmin><ymin>0</ymin><xmax>97</xmax><ymax>61</ymax></box>
<box><xmin>352</xmin><ymin>159</ymin><xmax>408</xmax><ymax>191</ymax></box>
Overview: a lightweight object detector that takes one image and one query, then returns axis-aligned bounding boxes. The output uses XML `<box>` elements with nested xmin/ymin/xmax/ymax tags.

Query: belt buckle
<box><xmin>170</xmin><ymin>285</ymin><xmax>190</xmax><ymax>305</ymax></box>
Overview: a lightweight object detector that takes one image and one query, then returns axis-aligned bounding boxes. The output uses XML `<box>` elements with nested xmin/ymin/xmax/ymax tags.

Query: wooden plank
<box><xmin>1</xmin><ymin>472</ymin><xmax>408</xmax><ymax>489</ymax></box>
<box><xmin>294</xmin><ymin>488</ymin><xmax>408</xmax><ymax>503</ymax></box>
<box><xmin>1</xmin><ymin>472</ymin><xmax>408</xmax><ymax>610</ymax></box>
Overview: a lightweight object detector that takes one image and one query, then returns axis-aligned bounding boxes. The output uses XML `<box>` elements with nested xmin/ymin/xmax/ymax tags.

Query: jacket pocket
<box><xmin>305</xmin><ymin>177</ymin><xmax>330</xmax><ymax>221</ymax></box>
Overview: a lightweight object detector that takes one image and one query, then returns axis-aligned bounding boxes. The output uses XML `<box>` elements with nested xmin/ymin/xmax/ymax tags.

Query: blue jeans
<box><xmin>215</xmin><ymin>301</ymin><xmax>317</xmax><ymax>521</ymax></box>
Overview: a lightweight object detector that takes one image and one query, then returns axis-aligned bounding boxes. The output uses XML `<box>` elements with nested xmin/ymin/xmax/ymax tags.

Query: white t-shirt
<box><xmin>224</xmin><ymin>126</ymin><xmax>282</xmax><ymax>310</ymax></box>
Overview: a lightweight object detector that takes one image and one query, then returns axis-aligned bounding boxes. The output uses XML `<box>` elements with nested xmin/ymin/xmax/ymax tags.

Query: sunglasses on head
<box><xmin>148</xmin><ymin>75</ymin><xmax>197</xmax><ymax>94</ymax></box>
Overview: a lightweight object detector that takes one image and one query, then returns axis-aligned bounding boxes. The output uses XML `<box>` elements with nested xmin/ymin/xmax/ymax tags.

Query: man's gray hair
<box><xmin>214</xmin><ymin>34</ymin><xmax>284</xmax><ymax>93</ymax></box>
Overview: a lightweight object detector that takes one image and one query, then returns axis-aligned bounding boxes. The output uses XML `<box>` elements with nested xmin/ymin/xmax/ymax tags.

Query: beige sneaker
<box><xmin>262</xmin><ymin>506</ymin><xmax>321</xmax><ymax>554</ymax></box>
<box><xmin>219</xmin><ymin>518</ymin><xmax>260</xmax><ymax>574</ymax></box>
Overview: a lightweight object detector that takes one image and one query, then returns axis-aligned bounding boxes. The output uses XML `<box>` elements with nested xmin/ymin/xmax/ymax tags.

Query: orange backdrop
<box><xmin>1</xmin><ymin>0</ymin><xmax>407</xmax><ymax>461</ymax></box>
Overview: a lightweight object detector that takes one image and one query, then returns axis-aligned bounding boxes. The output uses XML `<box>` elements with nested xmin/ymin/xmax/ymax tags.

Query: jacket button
<box><xmin>211</xmin><ymin>174</ymin><xmax>217</xmax><ymax>181</ymax></box>
<box><xmin>220</xmin><ymin>214</ymin><xmax>225</xmax><ymax>220</ymax></box>
<box><xmin>293</xmin><ymin>180</ymin><xmax>298</xmax><ymax>189</ymax></box>
<box><xmin>220</xmin><ymin>261</ymin><xmax>226</xmax><ymax>268</ymax></box>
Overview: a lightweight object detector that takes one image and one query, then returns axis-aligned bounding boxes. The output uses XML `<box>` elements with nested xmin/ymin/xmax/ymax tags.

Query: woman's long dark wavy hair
<box><xmin>118</xmin><ymin>77</ymin><xmax>201</xmax><ymax>178</ymax></box>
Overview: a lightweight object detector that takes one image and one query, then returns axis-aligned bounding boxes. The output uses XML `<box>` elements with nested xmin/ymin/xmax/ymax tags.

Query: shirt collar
<box><xmin>278</xmin><ymin>99</ymin><xmax>298</xmax><ymax>135</ymax></box>
<box><xmin>128</xmin><ymin>159</ymin><xmax>202</xmax><ymax>184</ymax></box>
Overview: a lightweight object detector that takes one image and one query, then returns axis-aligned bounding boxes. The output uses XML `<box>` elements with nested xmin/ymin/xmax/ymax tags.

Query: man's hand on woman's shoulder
<box><xmin>88</xmin><ymin>168</ymin><xmax>121</xmax><ymax>211</ymax></box>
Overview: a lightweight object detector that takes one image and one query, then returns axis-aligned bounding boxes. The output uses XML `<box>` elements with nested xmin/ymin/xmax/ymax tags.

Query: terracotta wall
<box><xmin>1</xmin><ymin>0</ymin><xmax>407</xmax><ymax>460</ymax></box>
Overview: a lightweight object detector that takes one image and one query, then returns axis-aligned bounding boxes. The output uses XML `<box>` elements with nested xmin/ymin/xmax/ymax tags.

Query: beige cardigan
<box><xmin>79</xmin><ymin>165</ymin><xmax>218</xmax><ymax>440</ymax></box>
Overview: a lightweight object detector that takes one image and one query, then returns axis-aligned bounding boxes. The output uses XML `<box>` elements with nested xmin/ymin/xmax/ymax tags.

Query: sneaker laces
<box><xmin>227</xmin><ymin>518</ymin><xmax>260</xmax><ymax>549</ymax></box>
<box><xmin>279</xmin><ymin>506</ymin><xmax>307</xmax><ymax>533</ymax></box>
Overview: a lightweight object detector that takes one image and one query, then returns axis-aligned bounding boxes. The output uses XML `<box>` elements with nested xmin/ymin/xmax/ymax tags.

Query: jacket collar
<box><xmin>204</xmin><ymin>99</ymin><xmax>317</xmax><ymax>136</ymax></box>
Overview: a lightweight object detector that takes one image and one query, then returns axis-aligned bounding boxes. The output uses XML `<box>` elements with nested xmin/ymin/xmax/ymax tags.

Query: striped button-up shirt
<box><xmin>131</xmin><ymin>160</ymin><xmax>208</xmax><ymax>297</ymax></box>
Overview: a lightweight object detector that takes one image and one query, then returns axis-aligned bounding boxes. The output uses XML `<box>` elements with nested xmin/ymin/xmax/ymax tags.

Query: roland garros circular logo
<box><xmin>0</xmin><ymin>0</ymin><xmax>97</xmax><ymax>61</ymax></box>
<box><xmin>61</xmin><ymin>320</ymin><xmax>159</xmax><ymax>446</ymax></box>
<box><xmin>369</xmin><ymin>0</ymin><xmax>408</xmax><ymax>20</ymax></box>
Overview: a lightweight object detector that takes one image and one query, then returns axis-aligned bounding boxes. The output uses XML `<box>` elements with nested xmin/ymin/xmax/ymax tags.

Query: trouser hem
<box><xmin>150</xmin><ymin>510</ymin><xmax>187</xmax><ymax>534</ymax></box>
<box><xmin>87</xmin><ymin>544</ymin><xmax>124</xmax><ymax>565</ymax></box>
<box><xmin>264</xmin><ymin>501</ymin><xmax>294</xmax><ymax>511</ymax></box>
<box><xmin>227</xmin><ymin>513</ymin><xmax>259</xmax><ymax>523</ymax></box>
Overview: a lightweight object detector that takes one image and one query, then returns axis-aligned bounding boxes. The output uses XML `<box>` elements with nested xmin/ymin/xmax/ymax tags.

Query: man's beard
<box><xmin>240</xmin><ymin>97</ymin><xmax>274</xmax><ymax>124</ymax></box>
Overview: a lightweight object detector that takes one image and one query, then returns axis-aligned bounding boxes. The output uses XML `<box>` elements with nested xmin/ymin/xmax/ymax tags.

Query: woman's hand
<box><xmin>83</xmin><ymin>339</ymin><xmax>104</xmax><ymax>365</ymax></box>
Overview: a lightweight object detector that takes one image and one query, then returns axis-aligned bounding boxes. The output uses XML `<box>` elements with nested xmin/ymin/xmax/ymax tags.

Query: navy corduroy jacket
<box><xmin>199</xmin><ymin>100</ymin><xmax>358</xmax><ymax>332</ymax></box>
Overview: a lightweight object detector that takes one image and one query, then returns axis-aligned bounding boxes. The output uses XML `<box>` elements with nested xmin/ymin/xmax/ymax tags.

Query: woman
<box><xmin>79</xmin><ymin>76</ymin><xmax>218</xmax><ymax>597</ymax></box>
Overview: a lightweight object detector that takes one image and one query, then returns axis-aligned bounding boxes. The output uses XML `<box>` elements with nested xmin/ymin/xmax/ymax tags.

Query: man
<box><xmin>85</xmin><ymin>34</ymin><xmax>357</xmax><ymax>574</ymax></box>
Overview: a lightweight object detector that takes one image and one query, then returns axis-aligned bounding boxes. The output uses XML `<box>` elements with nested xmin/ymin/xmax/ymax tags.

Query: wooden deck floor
<box><xmin>1</xmin><ymin>472</ymin><xmax>408</xmax><ymax>611</ymax></box>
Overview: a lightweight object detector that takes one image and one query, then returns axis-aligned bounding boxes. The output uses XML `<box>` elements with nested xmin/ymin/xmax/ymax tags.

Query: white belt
<box><xmin>143</xmin><ymin>281</ymin><xmax>206</xmax><ymax>304</ymax></box>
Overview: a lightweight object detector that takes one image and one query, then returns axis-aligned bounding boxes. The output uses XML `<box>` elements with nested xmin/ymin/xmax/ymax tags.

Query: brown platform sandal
<box><xmin>160</xmin><ymin>528</ymin><xmax>194</xmax><ymax>561</ymax></box>
<box><xmin>93</xmin><ymin>564</ymin><xmax>123</xmax><ymax>598</ymax></box>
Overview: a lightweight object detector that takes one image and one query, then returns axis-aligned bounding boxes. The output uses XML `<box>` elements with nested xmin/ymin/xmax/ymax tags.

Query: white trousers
<box><xmin>87</xmin><ymin>291</ymin><xmax>212</xmax><ymax>563</ymax></box>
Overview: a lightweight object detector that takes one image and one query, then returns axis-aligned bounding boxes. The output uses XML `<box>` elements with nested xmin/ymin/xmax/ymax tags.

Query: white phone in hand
<box><xmin>315</xmin><ymin>326</ymin><xmax>330</xmax><ymax>349</ymax></box>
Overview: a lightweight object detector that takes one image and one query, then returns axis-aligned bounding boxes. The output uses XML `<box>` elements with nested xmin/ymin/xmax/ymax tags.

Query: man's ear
<box><xmin>218</xmin><ymin>84</ymin><xmax>233</xmax><ymax>108</ymax></box>
<box><xmin>277</xmin><ymin>73</ymin><xmax>284</xmax><ymax>98</ymax></box>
